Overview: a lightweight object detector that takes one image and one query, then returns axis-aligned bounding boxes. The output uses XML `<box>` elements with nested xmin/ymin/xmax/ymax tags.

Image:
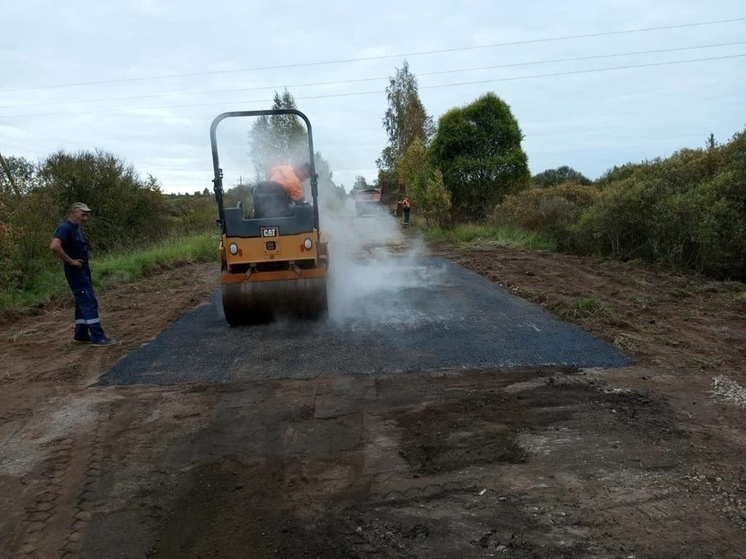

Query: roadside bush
<box><xmin>164</xmin><ymin>194</ymin><xmax>217</xmax><ymax>234</ymax></box>
<box><xmin>647</xmin><ymin>190</ymin><xmax>702</xmax><ymax>269</ymax></box>
<box><xmin>0</xmin><ymin>198</ymin><xmax>20</xmax><ymax>288</ymax></box>
<box><xmin>494</xmin><ymin>182</ymin><xmax>598</xmax><ymax>249</ymax></box>
<box><xmin>595</xmin><ymin>161</ymin><xmax>647</xmax><ymax>188</ymax></box>
<box><xmin>688</xmin><ymin>171</ymin><xmax>746</xmax><ymax>279</ymax></box>
<box><xmin>39</xmin><ymin>150</ymin><xmax>170</xmax><ymax>252</ymax></box>
<box><xmin>1</xmin><ymin>188</ymin><xmax>61</xmax><ymax>289</ymax></box>
<box><xmin>573</xmin><ymin>129</ymin><xmax>746</xmax><ymax>278</ymax></box>
<box><xmin>0</xmin><ymin>149</ymin><xmax>218</xmax><ymax>292</ymax></box>
<box><xmin>572</xmin><ymin>177</ymin><xmax>661</xmax><ymax>260</ymax></box>
<box><xmin>532</xmin><ymin>166</ymin><xmax>592</xmax><ymax>188</ymax></box>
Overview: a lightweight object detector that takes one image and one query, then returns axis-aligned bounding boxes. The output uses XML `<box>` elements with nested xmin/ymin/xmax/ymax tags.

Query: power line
<box><xmin>2</xmin><ymin>40</ymin><xmax>743</xmax><ymax>110</ymax></box>
<box><xmin>1</xmin><ymin>17</ymin><xmax>744</xmax><ymax>93</ymax></box>
<box><xmin>3</xmin><ymin>52</ymin><xmax>743</xmax><ymax>120</ymax></box>
<box><xmin>417</xmin><ymin>53</ymin><xmax>746</xmax><ymax>90</ymax></box>
<box><xmin>0</xmin><ymin>121</ymin><xmax>87</xmax><ymax>152</ymax></box>
<box><xmin>0</xmin><ymin>141</ymin><xmax>44</xmax><ymax>156</ymax></box>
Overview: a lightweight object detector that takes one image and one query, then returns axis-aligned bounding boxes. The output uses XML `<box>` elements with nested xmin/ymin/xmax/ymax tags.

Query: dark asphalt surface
<box><xmin>98</xmin><ymin>256</ymin><xmax>630</xmax><ymax>386</ymax></box>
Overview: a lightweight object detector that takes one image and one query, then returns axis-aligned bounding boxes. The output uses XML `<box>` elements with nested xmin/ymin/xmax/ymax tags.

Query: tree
<box><xmin>249</xmin><ymin>89</ymin><xmax>309</xmax><ymax>176</ymax></box>
<box><xmin>398</xmin><ymin>138</ymin><xmax>451</xmax><ymax>226</ymax></box>
<box><xmin>0</xmin><ymin>154</ymin><xmax>37</xmax><ymax>197</ymax></box>
<box><xmin>706</xmin><ymin>133</ymin><xmax>717</xmax><ymax>150</ymax></box>
<box><xmin>378</xmin><ymin>61</ymin><xmax>434</xmax><ymax>175</ymax></box>
<box><xmin>532</xmin><ymin>166</ymin><xmax>592</xmax><ymax>188</ymax></box>
<box><xmin>248</xmin><ymin>90</ymin><xmax>344</xmax><ymax>211</ymax></box>
<box><xmin>429</xmin><ymin>92</ymin><xmax>530</xmax><ymax>221</ymax></box>
<box><xmin>352</xmin><ymin>176</ymin><xmax>370</xmax><ymax>190</ymax></box>
<box><xmin>376</xmin><ymin>168</ymin><xmax>398</xmax><ymax>206</ymax></box>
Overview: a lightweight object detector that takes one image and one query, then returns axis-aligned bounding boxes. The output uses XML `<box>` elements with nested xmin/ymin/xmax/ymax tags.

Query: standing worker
<box><xmin>402</xmin><ymin>196</ymin><xmax>411</xmax><ymax>226</ymax></box>
<box><xmin>49</xmin><ymin>203</ymin><xmax>116</xmax><ymax>346</ymax></box>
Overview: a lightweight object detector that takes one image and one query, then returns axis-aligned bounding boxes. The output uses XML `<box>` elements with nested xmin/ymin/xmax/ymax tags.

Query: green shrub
<box><xmin>574</xmin><ymin>130</ymin><xmax>746</xmax><ymax>278</ymax></box>
<box><xmin>574</xmin><ymin>177</ymin><xmax>672</xmax><ymax>260</ymax></box>
<box><xmin>688</xmin><ymin>172</ymin><xmax>746</xmax><ymax>278</ymax></box>
<box><xmin>494</xmin><ymin>182</ymin><xmax>599</xmax><ymax>250</ymax></box>
<box><xmin>0</xmin><ymin>149</ymin><xmax>221</xmax><ymax>293</ymax></box>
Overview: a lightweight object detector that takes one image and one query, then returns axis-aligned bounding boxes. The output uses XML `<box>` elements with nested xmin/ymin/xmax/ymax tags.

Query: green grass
<box><xmin>425</xmin><ymin>223</ymin><xmax>557</xmax><ymax>251</ymax></box>
<box><xmin>555</xmin><ymin>296</ymin><xmax>613</xmax><ymax>321</ymax></box>
<box><xmin>93</xmin><ymin>232</ymin><xmax>218</xmax><ymax>289</ymax></box>
<box><xmin>0</xmin><ymin>231</ymin><xmax>219</xmax><ymax>319</ymax></box>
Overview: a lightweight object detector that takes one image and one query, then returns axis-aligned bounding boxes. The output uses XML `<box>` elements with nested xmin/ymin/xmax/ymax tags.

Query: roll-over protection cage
<box><xmin>209</xmin><ymin>109</ymin><xmax>320</xmax><ymax>235</ymax></box>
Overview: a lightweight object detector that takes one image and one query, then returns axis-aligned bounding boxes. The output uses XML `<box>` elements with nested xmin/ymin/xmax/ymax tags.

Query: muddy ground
<box><xmin>1</xmin><ymin>233</ymin><xmax>745</xmax><ymax>558</ymax></box>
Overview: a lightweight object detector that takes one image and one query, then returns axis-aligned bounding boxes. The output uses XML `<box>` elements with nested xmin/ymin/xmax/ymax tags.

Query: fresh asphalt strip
<box><xmin>98</xmin><ymin>257</ymin><xmax>630</xmax><ymax>385</ymax></box>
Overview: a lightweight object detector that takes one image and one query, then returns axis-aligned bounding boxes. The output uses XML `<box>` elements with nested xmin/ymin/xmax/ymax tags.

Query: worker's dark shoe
<box><xmin>92</xmin><ymin>338</ymin><xmax>117</xmax><ymax>347</ymax></box>
<box><xmin>72</xmin><ymin>337</ymin><xmax>93</xmax><ymax>344</ymax></box>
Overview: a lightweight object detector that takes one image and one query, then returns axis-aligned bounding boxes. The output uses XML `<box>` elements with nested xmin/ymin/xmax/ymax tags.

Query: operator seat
<box><xmin>253</xmin><ymin>181</ymin><xmax>293</xmax><ymax>218</ymax></box>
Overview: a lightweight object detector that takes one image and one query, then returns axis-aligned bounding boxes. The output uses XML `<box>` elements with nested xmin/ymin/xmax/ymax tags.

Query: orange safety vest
<box><xmin>269</xmin><ymin>166</ymin><xmax>304</xmax><ymax>201</ymax></box>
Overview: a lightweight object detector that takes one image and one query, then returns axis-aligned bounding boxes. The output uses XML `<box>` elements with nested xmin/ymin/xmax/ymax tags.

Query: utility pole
<box><xmin>0</xmin><ymin>149</ymin><xmax>20</xmax><ymax>196</ymax></box>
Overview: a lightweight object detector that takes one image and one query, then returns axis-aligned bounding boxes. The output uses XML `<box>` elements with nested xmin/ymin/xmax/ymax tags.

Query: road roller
<box><xmin>209</xmin><ymin>109</ymin><xmax>329</xmax><ymax>325</ymax></box>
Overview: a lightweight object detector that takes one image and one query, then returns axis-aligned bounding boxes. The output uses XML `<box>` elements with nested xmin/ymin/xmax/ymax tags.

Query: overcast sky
<box><xmin>1</xmin><ymin>1</ymin><xmax>744</xmax><ymax>194</ymax></box>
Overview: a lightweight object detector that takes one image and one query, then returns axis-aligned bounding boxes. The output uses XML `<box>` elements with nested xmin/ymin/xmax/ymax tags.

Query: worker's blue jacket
<box><xmin>53</xmin><ymin>220</ymin><xmax>92</xmax><ymax>289</ymax></box>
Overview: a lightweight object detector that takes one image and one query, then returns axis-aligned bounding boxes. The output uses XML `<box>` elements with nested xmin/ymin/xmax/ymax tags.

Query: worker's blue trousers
<box><xmin>71</xmin><ymin>286</ymin><xmax>107</xmax><ymax>342</ymax></box>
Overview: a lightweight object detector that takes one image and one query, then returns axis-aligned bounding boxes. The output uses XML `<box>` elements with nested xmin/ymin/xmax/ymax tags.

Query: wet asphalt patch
<box><xmin>98</xmin><ymin>257</ymin><xmax>629</xmax><ymax>386</ymax></box>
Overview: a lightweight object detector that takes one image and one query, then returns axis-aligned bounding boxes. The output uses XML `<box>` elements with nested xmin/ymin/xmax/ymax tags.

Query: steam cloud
<box><xmin>319</xmin><ymin>198</ymin><xmax>440</xmax><ymax>326</ymax></box>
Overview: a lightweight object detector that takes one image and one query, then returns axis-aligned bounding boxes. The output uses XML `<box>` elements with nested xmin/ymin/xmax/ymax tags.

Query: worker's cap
<box><xmin>70</xmin><ymin>202</ymin><xmax>92</xmax><ymax>213</ymax></box>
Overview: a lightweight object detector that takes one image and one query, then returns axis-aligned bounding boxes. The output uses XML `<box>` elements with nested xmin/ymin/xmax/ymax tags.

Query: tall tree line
<box><xmin>378</xmin><ymin>62</ymin><xmax>530</xmax><ymax>223</ymax></box>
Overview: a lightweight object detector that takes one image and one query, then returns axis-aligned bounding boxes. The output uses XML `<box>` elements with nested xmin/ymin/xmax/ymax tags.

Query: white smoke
<box><xmin>319</xmin><ymin>198</ymin><xmax>437</xmax><ymax>326</ymax></box>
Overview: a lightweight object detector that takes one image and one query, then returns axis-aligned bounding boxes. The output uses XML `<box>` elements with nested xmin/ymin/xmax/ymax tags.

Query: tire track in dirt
<box><xmin>0</xmin><ymin>407</ymin><xmax>32</xmax><ymax>425</ymax></box>
<box><xmin>17</xmin><ymin>436</ymin><xmax>73</xmax><ymax>558</ymax></box>
<box><xmin>61</xmin><ymin>400</ymin><xmax>110</xmax><ymax>557</ymax></box>
<box><xmin>15</xmin><ymin>401</ymin><xmax>111</xmax><ymax>559</ymax></box>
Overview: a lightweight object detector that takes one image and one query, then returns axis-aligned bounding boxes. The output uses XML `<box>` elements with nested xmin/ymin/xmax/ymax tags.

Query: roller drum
<box><xmin>222</xmin><ymin>277</ymin><xmax>328</xmax><ymax>324</ymax></box>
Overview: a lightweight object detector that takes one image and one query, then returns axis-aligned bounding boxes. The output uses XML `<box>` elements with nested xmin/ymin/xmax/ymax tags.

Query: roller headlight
<box><xmin>229</xmin><ymin>242</ymin><xmax>239</xmax><ymax>255</ymax></box>
<box><xmin>303</xmin><ymin>238</ymin><xmax>313</xmax><ymax>250</ymax></box>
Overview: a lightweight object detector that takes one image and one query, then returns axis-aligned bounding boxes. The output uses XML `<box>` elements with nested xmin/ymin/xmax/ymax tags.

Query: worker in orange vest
<box><xmin>402</xmin><ymin>196</ymin><xmax>411</xmax><ymax>225</ymax></box>
<box><xmin>269</xmin><ymin>162</ymin><xmax>312</xmax><ymax>202</ymax></box>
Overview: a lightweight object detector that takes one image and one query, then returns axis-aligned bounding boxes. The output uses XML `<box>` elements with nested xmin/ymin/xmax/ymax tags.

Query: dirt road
<box><xmin>1</xmin><ymin>229</ymin><xmax>745</xmax><ymax>558</ymax></box>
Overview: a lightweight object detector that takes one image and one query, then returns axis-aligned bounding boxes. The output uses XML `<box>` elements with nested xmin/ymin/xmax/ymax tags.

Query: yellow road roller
<box><xmin>209</xmin><ymin>109</ymin><xmax>329</xmax><ymax>324</ymax></box>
